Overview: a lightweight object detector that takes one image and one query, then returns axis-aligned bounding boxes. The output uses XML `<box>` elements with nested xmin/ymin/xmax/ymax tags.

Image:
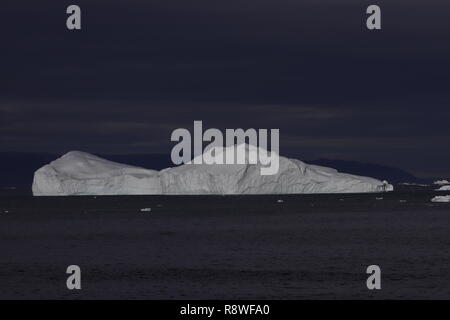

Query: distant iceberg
<box><xmin>434</xmin><ymin>180</ymin><xmax>450</xmax><ymax>186</ymax></box>
<box><xmin>431</xmin><ymin>196</ymin><xmax>450</xmax><ymax>203</ymax></box>
<box><xmin>398</xmin><ymin>182</ymin><xmax>428</xmax><ymax>187</ymax></box>
<box><xmin>436</xmin><ymin>185</ymin><xmax>450</xmax><ymax>191</ymax></box>
<box><xmin>32</xmin><ymin>145</ymin><xmax>393</xmax><ymax>196</ymax></box>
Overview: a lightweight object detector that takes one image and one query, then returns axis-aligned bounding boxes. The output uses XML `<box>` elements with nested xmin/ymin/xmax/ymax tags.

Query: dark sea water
<box><xmin>1</xmin><ymin>187</ymin><xmax>450</xmax><ymax>299</ymax></box>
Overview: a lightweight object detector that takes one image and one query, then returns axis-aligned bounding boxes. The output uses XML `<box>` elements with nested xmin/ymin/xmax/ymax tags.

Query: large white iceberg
<box><xmin>32</xmin><ymin>145</ymin><xmax>393</xmax><ymax>196</ymax></box>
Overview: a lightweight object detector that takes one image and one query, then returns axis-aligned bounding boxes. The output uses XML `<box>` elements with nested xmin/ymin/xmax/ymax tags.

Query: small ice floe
<box><xmin>376</xmin><ymin>197</ymin><xmax>383</xmax><ymax>200</ymax></box>
<box><xmin>140</xmin><ymin>208</ymin><xmax>152</xmax><ymax>212</ymax></box>
<box><xmin>436</xmin><ymin>186</ymin><xmax>450</xmax><ymax>191</ymax></box>
<box><xmin>431</xmin><ymin>196</ymin><xmax>450</xmax><ymax>203</ymax></box>
<box><xmin>276</xmin><ymin>199</ymin><xmax>284</xmax><ymax>203</ymax></box>
<box><xmin>3</xmin><ymin>210</ymin><xmax>9</xmax><ymax>213</ymax></box>
<box><xmin>398</xmin><ymin>182</ymin><xmax>429</xmax><ymax>187</ymax></box>
<box><xmin>399</xmin><ymin>200</ymin><xmax>407</xmax><ymax>203</ymax></box>
<box><xmin>434</xmin><ymin>180</ymin><xmax>450</xmax><ymax>186</ymax></box>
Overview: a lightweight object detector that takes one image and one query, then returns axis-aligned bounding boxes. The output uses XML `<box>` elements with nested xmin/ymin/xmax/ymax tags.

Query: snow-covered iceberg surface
<box><xmin>431</xmin><ymin>196</ymin><xmax>450</xmax><ymax>203</ymax></box>
<box><xmin>436</xmin><ymin>186</ymin><xmax>450</xmax><ymax>191</ymax></box>
<box><xmin>32</xmin><ymin>146</ymin><xmax>393</xmax><ymax>196</ymax></box>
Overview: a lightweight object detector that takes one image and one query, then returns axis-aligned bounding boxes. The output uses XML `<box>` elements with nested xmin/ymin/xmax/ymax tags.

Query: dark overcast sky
<box><xmin>1</xmin><ymin>0</ymin><xmax>449</xmax><ymax>177</ymax></box>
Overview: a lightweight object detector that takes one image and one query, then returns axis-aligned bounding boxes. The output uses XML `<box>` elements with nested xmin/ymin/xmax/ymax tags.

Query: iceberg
<box><xmin>431</xmin><ymin>196</ymin><xmax>450</xmax><ymax>203</ymax></box>
<box><xmin>434</xmin><ymin>180</ymin><xmax>450</xmax><ymax>186</ymax></box>
<box><xmin>436</xmin><ymin>186</ymin><xmax>450</xmax><ymax>191</ymax></box>
<box><xmin>32</xmin><ymin>145</ymin><xmax>393</xmax><ymax>196</ymax></box>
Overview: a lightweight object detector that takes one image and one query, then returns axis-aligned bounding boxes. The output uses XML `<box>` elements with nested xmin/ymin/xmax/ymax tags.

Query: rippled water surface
<box><xmin>1</xmin><ymin>189</ymin><xmax>450</xmax><ymax>299</ymax></box>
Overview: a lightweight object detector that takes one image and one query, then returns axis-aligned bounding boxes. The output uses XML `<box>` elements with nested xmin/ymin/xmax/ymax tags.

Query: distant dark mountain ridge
<box><xmin>0</xmin><ymin>152</ymin><xmax>438</xmax><ymax>195</ymax></box>
<box><xmin>0</xmin><ymin>153</ymin><xmax>56</xmax><ymax>192</ymax></box>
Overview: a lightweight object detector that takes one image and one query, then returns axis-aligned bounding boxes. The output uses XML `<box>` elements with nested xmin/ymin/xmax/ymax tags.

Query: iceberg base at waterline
<box><xmin>32</xmin><ymin>145</ymin><xmax>394</xmax><ymax>196</ymax></box>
